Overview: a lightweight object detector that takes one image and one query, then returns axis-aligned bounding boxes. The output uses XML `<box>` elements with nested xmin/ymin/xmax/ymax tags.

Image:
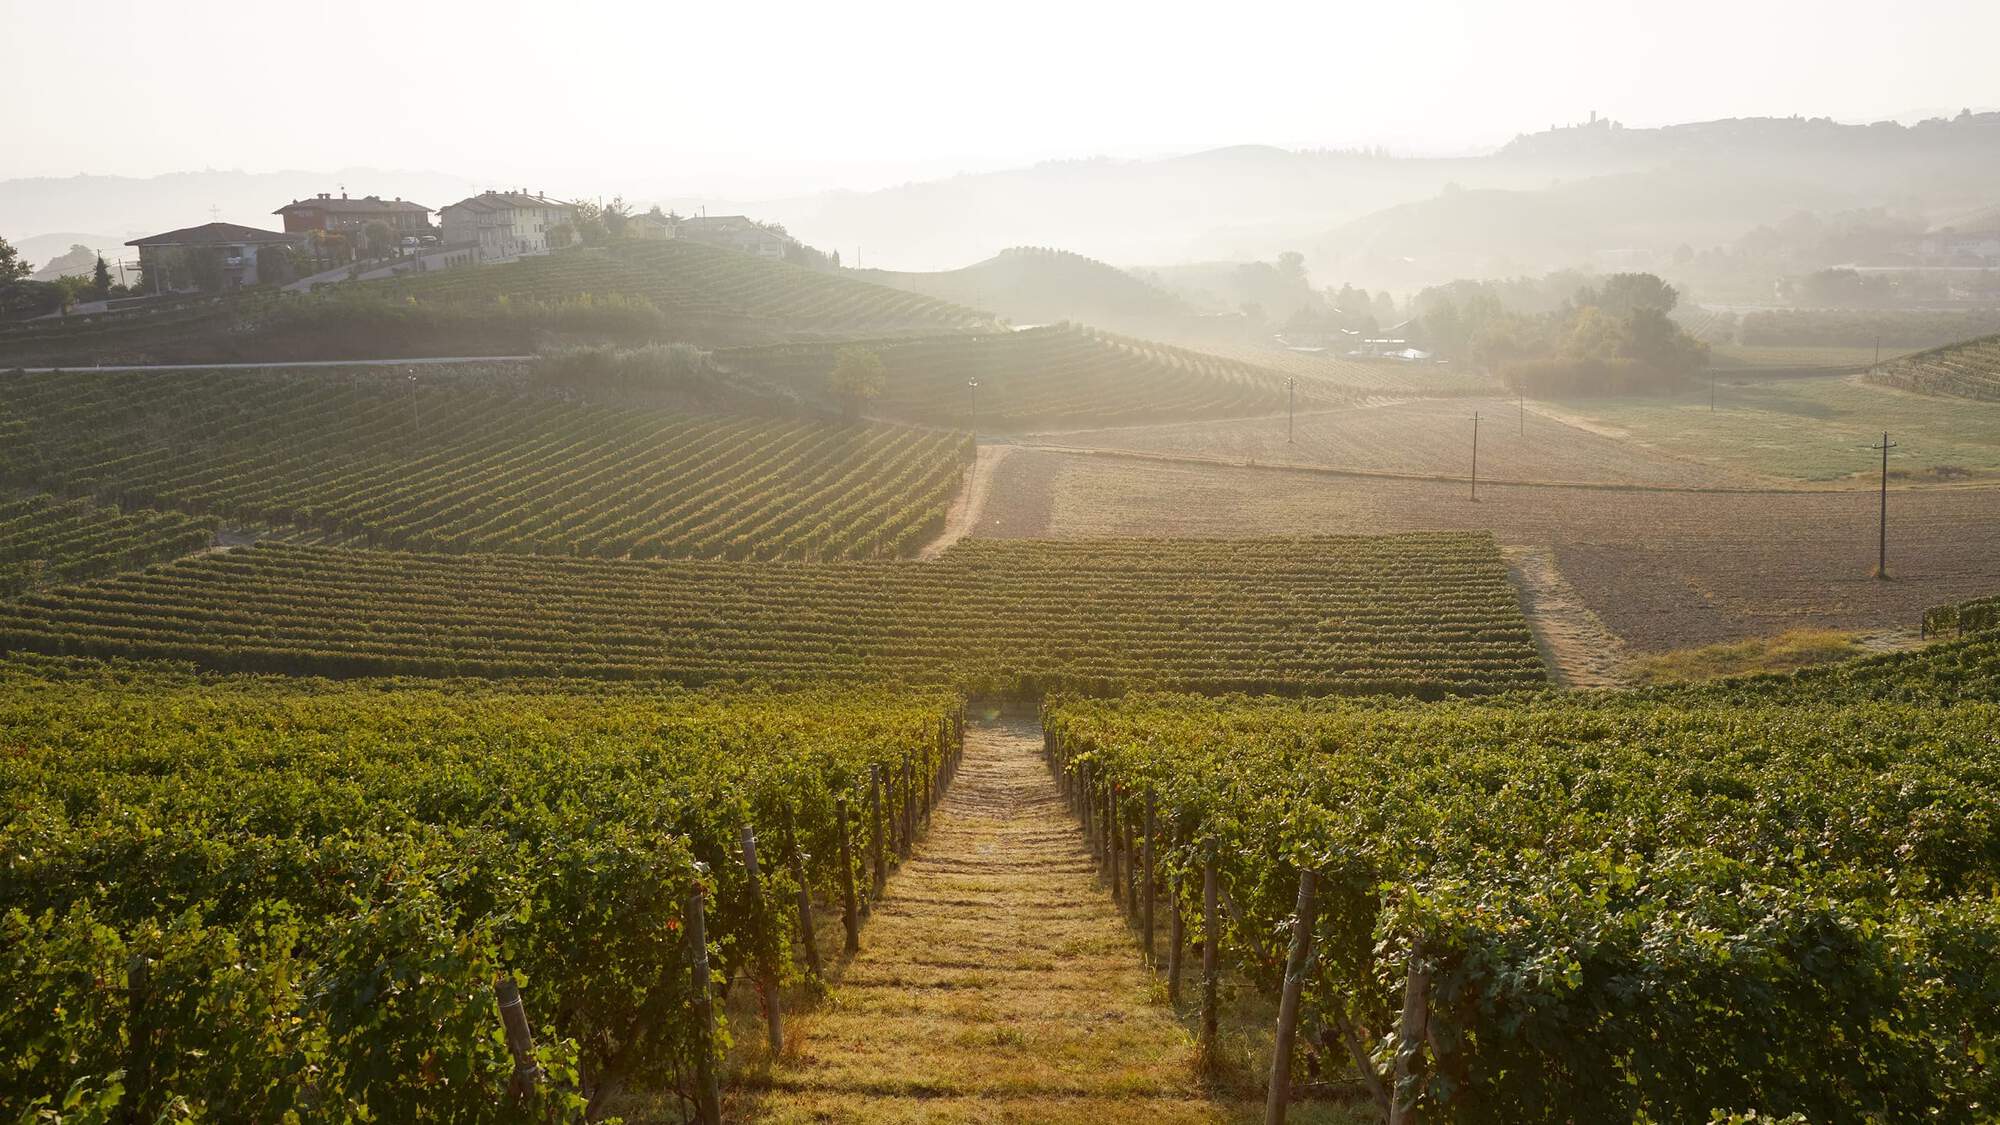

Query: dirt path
<box><xmin>733</xmin><ymin>715</ymin><xmax>1247</xmax><ymax>1124</ymax></box>
<box><xmin>919</xmin><ymin>444</ymin><xmax>1016</xmax><ymax>558</ymax></box>
<box><xmin>1503</xmin><ymin>545</ymin><xmax>1629</xmax><ymax>690</ymax></box>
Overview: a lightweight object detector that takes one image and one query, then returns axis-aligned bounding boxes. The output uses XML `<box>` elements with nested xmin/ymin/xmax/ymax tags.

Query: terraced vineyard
<box><xmin>722</xmin><ymin>323</ymin><xmax>1331</xmax><ymax>429</ymax></box>
<box><xmin>378</xmin><ymin>239</ymin><xmax>993</xmax><ymax>338</ymax></box>
<box><xmin>0</xmin><ymin>534</ymin><xmax>1547</xmax><ymax>694</ymax></box>
<box><xmin>1045</xmin><ymin>635</ymin><xmax>2000</xmax><ymax>1121</ymax></box>
<box><xmin>0</xmin><ymin>369</ymin><xmax>967</xmax><ymax>559</ymax></box>
<box><xmin>1867</xmin><ymin>332</ymin><xmax>2000</xmax><ymax>400</ymax></box>
<box><xmin>0</xmin><ymin>656</ymin><xmax>959</xmax><ymax>1121</ymax></box>
<box><xmin>0</xmin><ymin>494</ymin><xmax>216</xmax><ymax>594</ymax></box>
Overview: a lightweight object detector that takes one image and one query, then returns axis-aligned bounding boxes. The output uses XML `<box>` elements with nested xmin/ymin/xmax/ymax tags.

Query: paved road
<box><xmin>6</xmin><ymin>356</ymin><xmax>534</xmax><ymax>374</ymax></box>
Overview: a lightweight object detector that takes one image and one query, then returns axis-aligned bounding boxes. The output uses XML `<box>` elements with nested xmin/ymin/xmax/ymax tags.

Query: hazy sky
<box><xmin>6</xmin><ymin>0</ymin><xmax>1999</xmax><ymax>196</ymax></box>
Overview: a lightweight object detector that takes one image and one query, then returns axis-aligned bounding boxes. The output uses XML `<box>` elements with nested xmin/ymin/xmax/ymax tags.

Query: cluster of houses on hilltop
<box><xmin>123</xmin><ymin>189</ymin><xmax>798</xmax><ymax>294</ymax></box>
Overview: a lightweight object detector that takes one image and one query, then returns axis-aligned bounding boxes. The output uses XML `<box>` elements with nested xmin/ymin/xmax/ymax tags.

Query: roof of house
<box><xmin>679</xmin><ymin>215</ymin><xmax>767</xmax><ymax>233</ymax></box>
<box><xmin>126</xmin><ymin>222</ymin><xmax>303</xmax><ymax>248</ymax></box>
<box><xmin>440</xmin><ymin>191</ymin><xmax>575</xmax><ymax>214</ymax></box>
<box><xmin>274</xmin><ymin>194</ymin><xmax>431</xmax><ymax>215</ymax></box>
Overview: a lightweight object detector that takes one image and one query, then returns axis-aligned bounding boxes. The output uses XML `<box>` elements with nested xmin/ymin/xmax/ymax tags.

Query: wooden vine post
<box><xmin>739</xmin><ymin>825</ymin><xmax>783</xmax><ymax>1054</ymax></box>
<box><xmin>869</xmin><ymin>765</ymin><xmax>887</xmax><ymax>898</ymax></box>
<box><xmin>901</xmin><ymin>759</ymin><xmax>916</xmax><ymax>856</ymax></box>
<box><xmin>1388</xmin><ymin>939</ymin><xmax>1432</xmax><ymax>1125</ymax></box>
<box><xmin>685</xmin><ymin>885</ymin><xmax>723</xmax><ymax>1125</ymax></box>
<box><xmin>1167</xmin><ymin>859</ymin><xmax>1185</xmax><ymax>1003</ymax></box>
<box><xmin>1199</xmin><ymin>855</ymin><xmax>1220</xmax><ymax>1064</ymax></box>
<box><xmin>1264</xmin><ymin>868</ymin><xmax>1318</xmax><ymax>1125</ymax></box>
<box><xmin>494</xmin><ymin>974</ymin><xmax>544</xmax><ymax>1099</ymax></box>
<box><xmin>1124</xmin><ymin>803</ymin><xmax>1139</xmax><ymax>917</ymax></box>
<box><xmin>780</xmin><ymin>806</ymin><xmax>822</xmax><ymax>979</ymax></box>
<box><xmin>1142</xmin><ymin>791</ymin><xmax>1157</xmax><ymax>962</ymax></box>
<box><xmin>1107</xmin><ymin>786</ymin><xmax>1122</xmax><ymax>898</ymax></box>
<box><xmin>835</xmin><ymin>795</ymin><xmax>861</xmax><ymax>952</ymax></box>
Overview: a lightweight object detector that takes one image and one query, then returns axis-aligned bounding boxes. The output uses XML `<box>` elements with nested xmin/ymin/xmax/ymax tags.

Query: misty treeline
<box><xmin>1413</xmin><ymin>271</ymin><xmax>1709</xmax><ymax>395</ymax></box>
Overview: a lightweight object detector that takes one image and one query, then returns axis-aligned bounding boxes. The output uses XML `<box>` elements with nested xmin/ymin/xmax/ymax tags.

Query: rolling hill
<box><xmin>850</xmin><ymin>247</ymin><xmax>1188</xmax><ymax>330</ymax></box>
<box><xmin>718</xmin><ymin>323</ymin><xmax>1333</xmax><ymax>429</ymax></box>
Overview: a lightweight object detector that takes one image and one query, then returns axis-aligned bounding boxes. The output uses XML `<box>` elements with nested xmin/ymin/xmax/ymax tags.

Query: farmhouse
<box><xmin>125</xmin><ymin>222</ymin><xmax>304</xmax><ymax>291</ymax></box>
<box><xmin>274</xmin><ymin>193</ymin><xmax>432</xmax><ymax>236</ymax></box>
<box><xmin>437</xmin><ymin>190</ymin><xmax>576</xmax><ymax>262</ymax></box>
<box><xmin>626</xmin><ymin>211</ymin><xmax>678</xmax><ymax>240</ymax></box>
<box><xmin>676</xmin><ymin>214</ymin><xmax>792</xmax><ymax>258</ymax></box>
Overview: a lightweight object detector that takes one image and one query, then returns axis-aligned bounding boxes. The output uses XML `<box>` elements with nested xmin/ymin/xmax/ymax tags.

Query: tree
<box><xmin>256</xmin><ymin>244</ymin><xmax>296</xmax><ymax>287</ymax></box>
<box><xmin>601</xmin><ymin>196</ymin><xmax>630</xmax><ymax>239</ymax></box>
<box><xmin>91</xmin><ymin>255</ymin><xmax>113</xmax><ymax>298</ymax></box>
<box><xmin>1581</xmin><ymin>272</ymin><xmax>1678</xmax><ymax>317</ymax></box>
<box><xmin>362</xmin><ymin>220</ymin><xmax>395</xmax><ymax>259</ymax></box>
<box><xmin>827</xmin><ymin>346</ymin><xmax>886</xmax><ymax>421</ymax></box>
<box><xmin>0</xmin><ymin>236</ymin><xmax>29</xmax><ymax>283</ymax></box>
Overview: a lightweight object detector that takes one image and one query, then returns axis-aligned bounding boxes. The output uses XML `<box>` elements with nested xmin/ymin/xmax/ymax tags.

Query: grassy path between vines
<box><xmin>728</xmin><ymin>713</ymin><xmax>1280</xmax><ymax>1123</ymax></box>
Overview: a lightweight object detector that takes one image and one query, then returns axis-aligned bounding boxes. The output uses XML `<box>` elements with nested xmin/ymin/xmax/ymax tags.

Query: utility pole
<box><xmin>1873</xmin><ymin>334</ymin><xmax>1882</xmax><ymax>370</ymax></box>
<box><xmin>1871</xmin><ymin>431</ymin><xmax>1896</xmax><ymax>579</ymax></box>
<box><xmin>1285</xmin><ymin>377</ymin><xmax>1296</xmax><ymax>444</ymax></box>
<box><xmin>1710</xmin><ymin>373</ymin><xmax>1716</xmax><ymax>413</ymax></box>
<box><xmin>1517</xmin><ymin>391</ymin><xmax>1524</xmax><ymax>437</ymax></box>
<box><xmin>1469</xmin><ymin>411</ymin><xmax>1481</xmax><ymax>502</ymax></box>
<box><xmin>966</xmin><ymin>378</ymin><xmax>979</xmax><ymax>439</ymax></box>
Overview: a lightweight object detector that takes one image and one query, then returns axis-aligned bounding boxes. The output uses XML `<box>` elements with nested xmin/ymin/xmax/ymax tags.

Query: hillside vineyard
<box><xmin>376</xmin><ymin>240</ymin><xmax>993</xmax><ymax>336</ymax></box>
<box><xmin>1868</xmin><ymin>332</ymin><xmax>2000</xmax><ymax>400</ymax></box>
<box><xmin>1044</xmin><ymin>642</ymin><xmax>2000</xmax><ymax>1120</ymax></box>
<box><xmin>720</xmin><ymin>323</ymin><xmax>1323</xmax><ymax>428</ymax></box>
<box><xmin>0</xmin><ymin>535</ymin><xmax>1547</xmax><ymax>694</ymax></box>
<box><xmin>0</xmin><ymin>493</ymin><xmax>216</xmax><ymax>594</ymax></box>
<box><xmin>0</xmin><ymin>370</ymin><xmax>968</xmax><ymax>559</ymax></box>
<box><xmin>0</xmin><ymin>659</ymin><xmax>961</xmax><ymax>1121</ymax></box>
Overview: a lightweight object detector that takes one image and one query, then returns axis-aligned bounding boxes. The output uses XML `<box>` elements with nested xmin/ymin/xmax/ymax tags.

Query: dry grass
<box><xmin>1628</xmin><ymin>628</ymin><xmax>1866</xmax><ymax>684</ymax></box>
<box><xmin>685</xmin><ymin>713</ymin><xmax>1369</xmax><ymax>1125</ymax></box>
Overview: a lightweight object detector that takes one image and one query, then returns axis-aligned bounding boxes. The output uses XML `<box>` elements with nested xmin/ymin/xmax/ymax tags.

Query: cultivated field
<box><xmin>1548</xmin><ymin>372</ymin><xmax>2000</xmax><ymax>481</ymax></box>
<box><xmin>0</xmin><ymin>369</ymin><xmax>967</xmax><ymax>559</ymax></box>
<box><xmin>1028</xmin><ymin>395</ymin><xmax>1748</xmax><ymax>487</ymax></box>
<box><xmin>721</xmin><ymin>324</ymin><xmax>1323</xmax><ymax>429</ymax></box>
<box><xmin>977</xmin><ymin>448</ymin><xmax>2000</xmax><ymax>652</ymax></box>
<box><xmin>0</xmin><ymin>535</ymin><xmax>1545</xmax><ymax>695</ymax></box>
<box><xmin>1867</xmin><ymin>331</ymin><xmax>2000</xmax><ymax>400</ymax></box>
<box><xmin>0</xmin><ymin>493</ymin><xmax>216</xmax><ymax>594</ymax></box>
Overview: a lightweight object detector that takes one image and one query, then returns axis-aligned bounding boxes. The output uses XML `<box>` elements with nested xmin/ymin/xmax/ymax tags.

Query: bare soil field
<box><xmin>977</xmin><ymin>449</ymin><xmax>2000</xmax><ymax>653</ymax></box>
<box><xmin>1028</xmin><ymin>396</ymin><xmax>1749</xmax><ymax>488</ymax></box>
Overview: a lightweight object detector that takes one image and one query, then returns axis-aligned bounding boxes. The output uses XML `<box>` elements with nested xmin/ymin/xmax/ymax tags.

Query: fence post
<box><xmin>1199</xmin><ymin>856</ymin><xmax>1220</xmax><ymax>1065</ymax></box>
<box><xmin>740</xmin><ymin>825</ymin><xmax>783</xmax><ymax>1054</ymax></box>
<box><xmin>1388</xmin><ymin>939</ymin><xmax>1431</xmax><ymax>1125</ymax></box>
<box><xmin>869</xmin><ymin>765</ymin><xmax>887</xmax><ymax>899</ymax></box>
<box><xmin>836</xmin><ymin>795</ymin><xmax>861</xmax><ymax>952</ymax></box>
<box><xmin>1167</xmin><ymin>861</ymin><xmax>1186</xmax><ymax>1004</ymax></box>
<box><xmin>494</xmin><ymin>974</ymin><xmax>544</xmax><ymax>1099</ymax></box>
<box><xmin>1142</xmin><ymin>791</ymin><xmax>1157</xmax><ymax>963</ymax></box>
<box><xmin>781</xmin><ymin>805</ymin><xmax>822</xmax><ymax>980</ymax></box>
<box><xmin>901</xmin><ymin>758</ymin><xmax>916</xmax><ymax>854</ymax></box>
<box><xmin>1107</xmin><ymin>786</ymin><xmax>1122</xmax><ymax>896</ymax></box>
<box><xmin>125</xmin><ymin>955</ymin><xmax>152</xmax><ymax>1119</ymax></box>
<box><xmin>686</xmin><ymin>886</ymin><xmax>722</xmax><ymax>1125</ymax></box>
<box><xmin>1265</xmin><ymin>868</ymin><xmax>1318</xmax><ymax>1125</ymax></box>
<box><xmin>1124</xmin><ymin>802</ymin><xmax>1139</xmax><ymax>918</ymax></box>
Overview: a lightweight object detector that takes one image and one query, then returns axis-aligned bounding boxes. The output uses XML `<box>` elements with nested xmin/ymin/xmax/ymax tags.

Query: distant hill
<box><xmin>851</xmin><ymin>247</ymin><xmax>1187</xmax><ymax>329</ymax></box>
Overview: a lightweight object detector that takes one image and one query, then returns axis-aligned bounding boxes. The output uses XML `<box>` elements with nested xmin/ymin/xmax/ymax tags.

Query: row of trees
<box><xmin>1413</xmin><ymin>271</ymin><xmax>1709</xmax><ymax>394</ymax></box>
